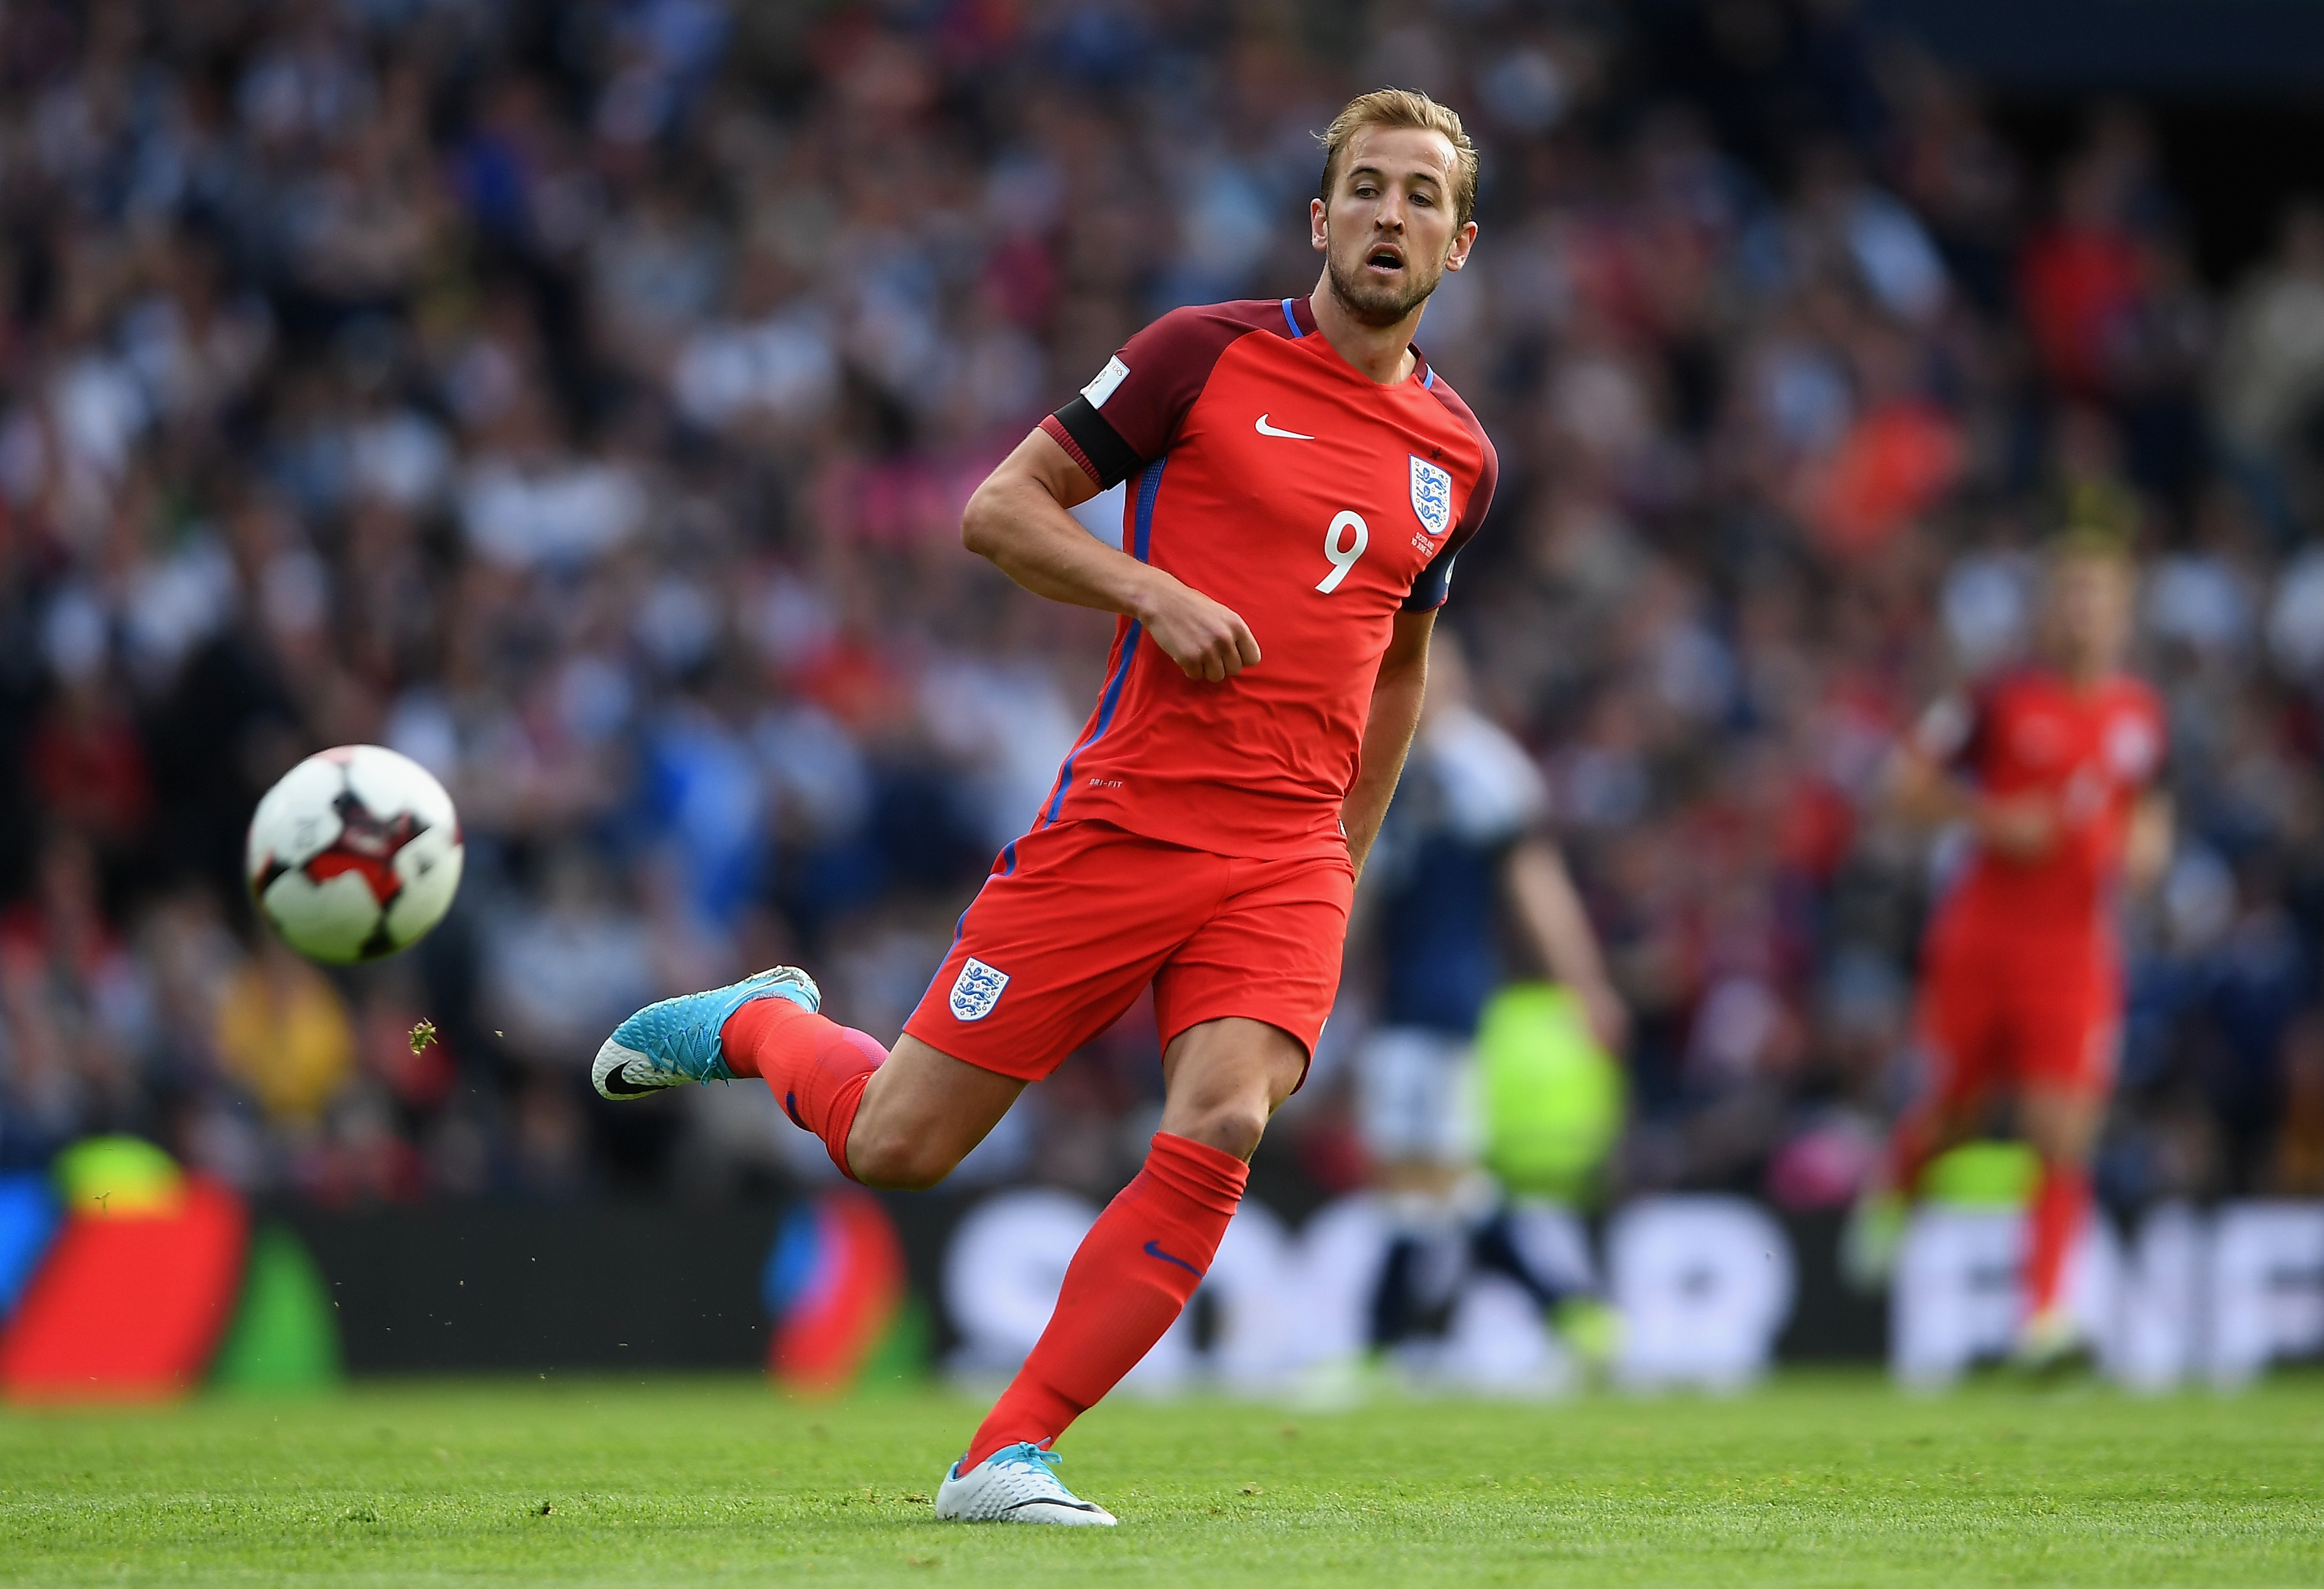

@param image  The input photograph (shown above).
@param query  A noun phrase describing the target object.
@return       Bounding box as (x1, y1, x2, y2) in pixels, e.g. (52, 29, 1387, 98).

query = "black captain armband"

(1404, 549, 1457, 611)
(1049, 396, 1145, 491)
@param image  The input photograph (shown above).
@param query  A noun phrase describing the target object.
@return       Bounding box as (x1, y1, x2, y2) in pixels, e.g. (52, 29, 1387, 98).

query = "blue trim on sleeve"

(1131, 454, 1164, 560)
(1279, 297, 1303, 338)
(1041, 457, 1166, 825)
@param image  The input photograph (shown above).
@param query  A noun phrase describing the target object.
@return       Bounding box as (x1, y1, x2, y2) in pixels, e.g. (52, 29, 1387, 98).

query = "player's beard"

(1325, 247, 1441, 328)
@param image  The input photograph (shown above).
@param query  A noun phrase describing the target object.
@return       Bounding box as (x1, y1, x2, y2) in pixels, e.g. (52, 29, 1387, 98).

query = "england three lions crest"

(949, 957, 1010, 1022)
(1409, 456, 1453, 536)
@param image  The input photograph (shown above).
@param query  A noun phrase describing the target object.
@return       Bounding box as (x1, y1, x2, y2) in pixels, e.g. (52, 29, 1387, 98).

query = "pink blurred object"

(1766, 1119, 1883, 1212)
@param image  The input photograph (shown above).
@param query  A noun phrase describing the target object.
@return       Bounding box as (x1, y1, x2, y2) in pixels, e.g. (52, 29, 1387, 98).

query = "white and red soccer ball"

(245, 745, 463, 964)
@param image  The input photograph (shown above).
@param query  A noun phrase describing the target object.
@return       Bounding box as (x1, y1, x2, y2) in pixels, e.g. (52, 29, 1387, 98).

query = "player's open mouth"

(1364, 245, 1404, 273)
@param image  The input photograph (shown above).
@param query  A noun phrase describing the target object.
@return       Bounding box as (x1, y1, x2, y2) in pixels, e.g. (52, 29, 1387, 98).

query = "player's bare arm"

(2124, 789, 2173, 888)
(1507, 838, 1631, 1052)
(1886, 741, 2060, 858)
(961, 431, 1262, 683)
(1341, 608, 1434, 877)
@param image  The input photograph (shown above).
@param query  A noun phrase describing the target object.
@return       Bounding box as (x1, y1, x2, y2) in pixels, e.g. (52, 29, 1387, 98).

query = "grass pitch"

(0, 1372, 2317, 1586)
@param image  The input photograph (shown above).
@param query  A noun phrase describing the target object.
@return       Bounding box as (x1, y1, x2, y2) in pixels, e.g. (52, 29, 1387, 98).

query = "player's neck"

(2051, 656, 2113, 693)
(1307, 278, 1420, 386)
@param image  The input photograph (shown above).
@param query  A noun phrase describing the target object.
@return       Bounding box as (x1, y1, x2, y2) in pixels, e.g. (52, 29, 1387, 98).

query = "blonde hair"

(1317, 88, 1480, 229)
(2047, 521, 2137, 575)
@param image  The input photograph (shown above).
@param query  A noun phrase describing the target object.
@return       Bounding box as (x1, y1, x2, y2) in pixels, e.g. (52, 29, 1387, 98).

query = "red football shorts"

(902, 819, 1352, 1082)
(1918, 913, 2120, 1103)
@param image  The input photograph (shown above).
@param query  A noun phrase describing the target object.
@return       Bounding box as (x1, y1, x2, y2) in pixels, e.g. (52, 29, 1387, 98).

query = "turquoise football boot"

(592, 967, 821, 1100)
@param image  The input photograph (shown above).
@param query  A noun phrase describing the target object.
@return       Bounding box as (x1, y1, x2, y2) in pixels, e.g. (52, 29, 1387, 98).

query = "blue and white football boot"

(933, 1444, 1117, 1526)
(591, 966, 821, 1101)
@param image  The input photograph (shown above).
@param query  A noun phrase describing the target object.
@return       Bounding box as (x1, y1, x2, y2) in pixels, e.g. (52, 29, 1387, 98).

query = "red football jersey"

(1034, 296, 1497, 861)
(1916, 666, 2166, 938)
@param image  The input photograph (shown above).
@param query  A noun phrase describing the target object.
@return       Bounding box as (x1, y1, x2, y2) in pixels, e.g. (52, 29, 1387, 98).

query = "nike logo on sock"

(1254, 414, 1314, 440)
(783, 1091, 807, 1129)
(1143, 1239, 1201, 1276)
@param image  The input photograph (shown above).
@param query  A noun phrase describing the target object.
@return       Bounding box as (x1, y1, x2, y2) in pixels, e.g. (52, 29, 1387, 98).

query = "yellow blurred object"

(1921, 1140, 2041, 1209)
(214, 946, 355, 1124)
(1477, 982, 1625, 1202)
(52, 1135, 185, 1218)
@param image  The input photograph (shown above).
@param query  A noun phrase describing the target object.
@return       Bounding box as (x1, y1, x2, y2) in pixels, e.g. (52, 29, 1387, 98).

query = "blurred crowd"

(2, 0, 2320, 1213)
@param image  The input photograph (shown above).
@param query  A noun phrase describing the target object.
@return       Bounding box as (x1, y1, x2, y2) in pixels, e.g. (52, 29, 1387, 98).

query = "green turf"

(1, 1372, 2318, 1586)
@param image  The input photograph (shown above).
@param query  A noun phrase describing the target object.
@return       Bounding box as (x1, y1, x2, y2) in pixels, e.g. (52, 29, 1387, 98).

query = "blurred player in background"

(1849, 534, 2171, 1364)
(593, 90, 1495, 1521)
(1355, 638, 1625, 1375)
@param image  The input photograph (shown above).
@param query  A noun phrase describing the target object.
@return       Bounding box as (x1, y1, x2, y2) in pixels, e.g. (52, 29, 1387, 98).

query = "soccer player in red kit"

(592, 89, 1496, 1523)
(1848, 536, 2172, 1363)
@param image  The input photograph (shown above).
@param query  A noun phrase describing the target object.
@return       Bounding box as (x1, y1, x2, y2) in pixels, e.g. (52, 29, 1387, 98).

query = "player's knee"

(1170, 1098, 1267, 1163)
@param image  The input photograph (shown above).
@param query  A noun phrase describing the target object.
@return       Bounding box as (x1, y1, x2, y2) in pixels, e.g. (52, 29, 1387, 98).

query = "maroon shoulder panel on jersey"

(1042, 300, 1295, 489)
(1955, 672, 2022, 774)
(1406, 365, 1499, 611)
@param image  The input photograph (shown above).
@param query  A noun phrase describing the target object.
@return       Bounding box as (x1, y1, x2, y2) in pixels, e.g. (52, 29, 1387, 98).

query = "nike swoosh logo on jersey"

(1254, 414, 1314, 439)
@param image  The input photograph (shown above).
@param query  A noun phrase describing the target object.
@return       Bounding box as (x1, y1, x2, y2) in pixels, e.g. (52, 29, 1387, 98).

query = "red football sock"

(2024, 1161, 2091, 1318)
(721, 998, 886, 1180)
(963, 1132, 1247, 1471)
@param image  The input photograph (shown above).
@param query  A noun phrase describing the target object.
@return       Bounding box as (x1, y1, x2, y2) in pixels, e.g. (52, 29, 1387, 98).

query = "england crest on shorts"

(949, 957, 1010, 1022)
(1409, 455, 1453, 536)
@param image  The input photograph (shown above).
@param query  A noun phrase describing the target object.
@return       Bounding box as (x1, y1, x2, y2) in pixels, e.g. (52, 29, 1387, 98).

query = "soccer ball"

(245, 746, 464, 965)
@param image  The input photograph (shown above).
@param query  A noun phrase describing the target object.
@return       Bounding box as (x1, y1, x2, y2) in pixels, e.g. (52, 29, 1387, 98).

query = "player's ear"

(1310, 196, 1329, 253)
(1443, 219, 1478, 271)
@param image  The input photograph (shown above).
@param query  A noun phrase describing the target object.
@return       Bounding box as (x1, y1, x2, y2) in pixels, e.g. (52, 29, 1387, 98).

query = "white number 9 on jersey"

(1317, 510, 1369, 594)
